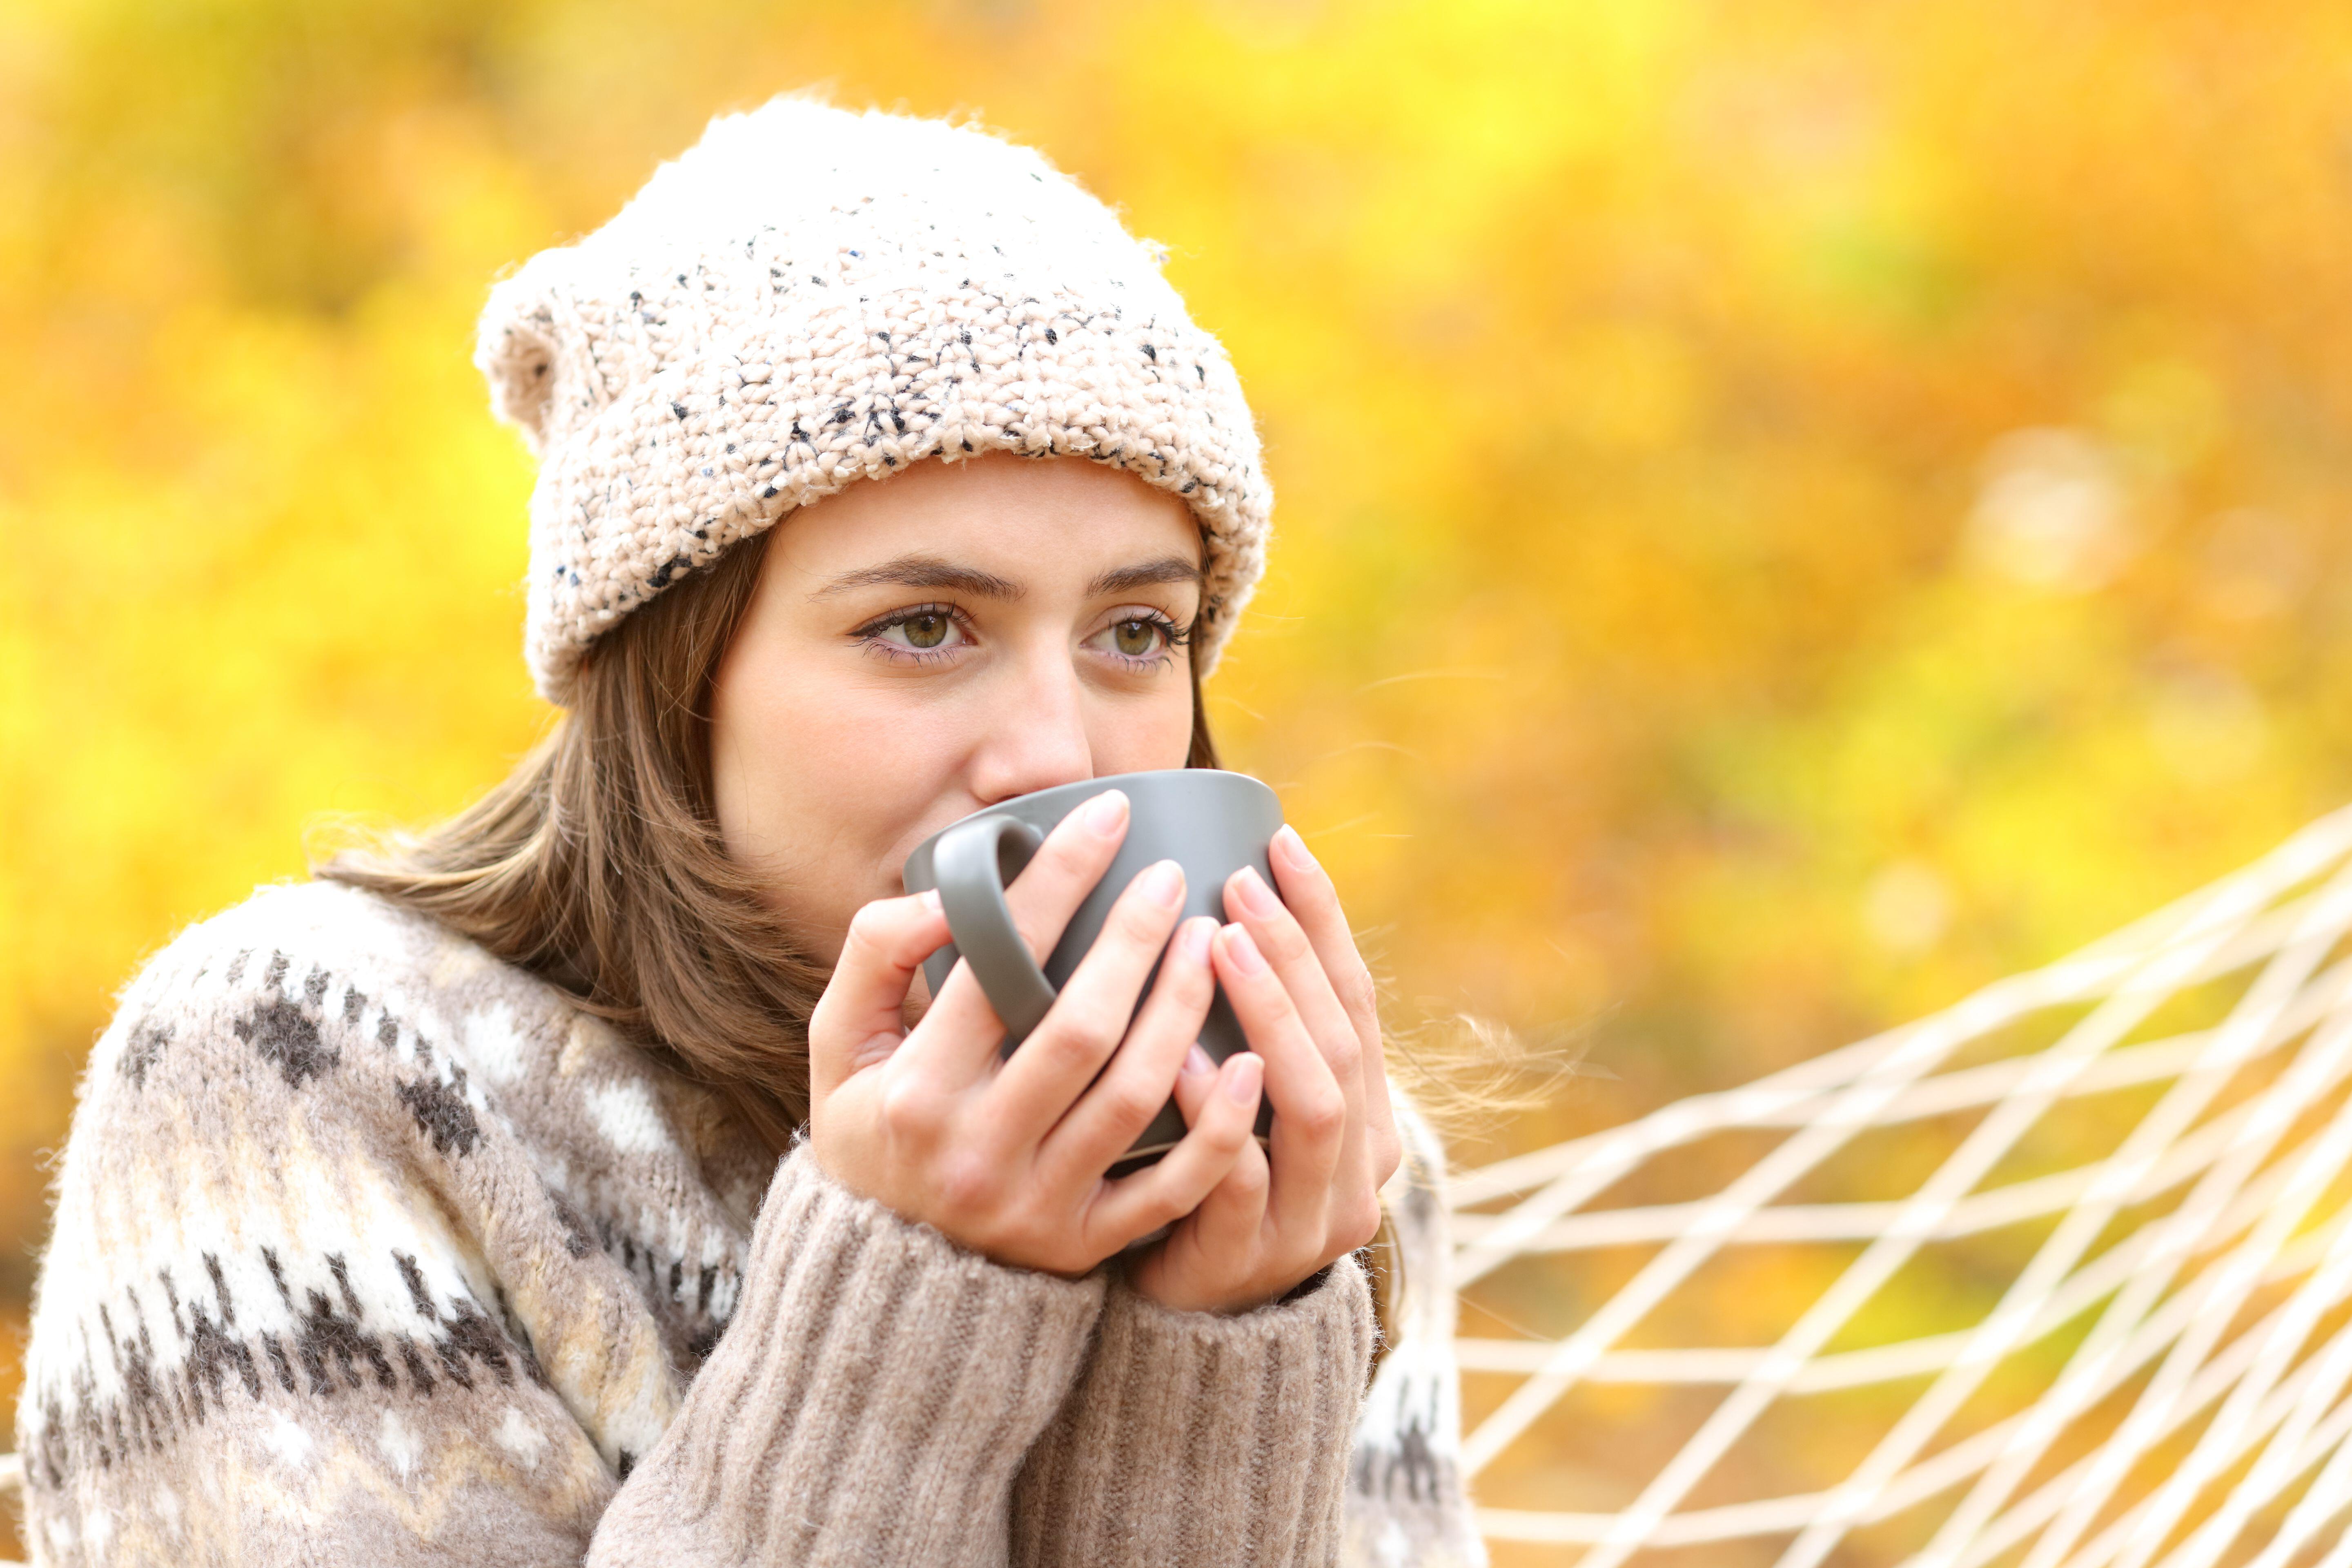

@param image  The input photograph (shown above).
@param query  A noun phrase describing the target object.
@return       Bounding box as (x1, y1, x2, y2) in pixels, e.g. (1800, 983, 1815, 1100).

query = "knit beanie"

(476, 98, 1273, 704)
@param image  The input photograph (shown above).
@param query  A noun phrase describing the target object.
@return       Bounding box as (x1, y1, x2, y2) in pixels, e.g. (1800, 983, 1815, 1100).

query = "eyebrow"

(812, 555, 1024, 600)
(1086, 557, 1205, 597)
(813, 553, 1205, 601)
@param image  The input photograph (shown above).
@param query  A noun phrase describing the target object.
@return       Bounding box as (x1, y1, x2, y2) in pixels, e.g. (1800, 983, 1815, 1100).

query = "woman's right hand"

(805, 789, 1267, 1276)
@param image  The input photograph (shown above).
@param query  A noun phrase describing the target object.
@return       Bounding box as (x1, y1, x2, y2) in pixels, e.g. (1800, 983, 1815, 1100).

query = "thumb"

(809, 892, 950, 1095)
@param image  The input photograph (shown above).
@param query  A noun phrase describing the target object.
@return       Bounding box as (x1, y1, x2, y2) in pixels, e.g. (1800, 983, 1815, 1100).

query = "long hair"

(321, 527, 1222, 1152)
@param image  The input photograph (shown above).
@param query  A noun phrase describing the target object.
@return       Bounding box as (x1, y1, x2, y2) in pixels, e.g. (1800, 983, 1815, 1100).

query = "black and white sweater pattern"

(16, 880, 1483, 1566)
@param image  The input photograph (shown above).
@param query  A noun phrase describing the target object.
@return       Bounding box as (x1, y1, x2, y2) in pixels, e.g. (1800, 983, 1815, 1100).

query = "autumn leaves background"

(7, 1, 2352, 1554)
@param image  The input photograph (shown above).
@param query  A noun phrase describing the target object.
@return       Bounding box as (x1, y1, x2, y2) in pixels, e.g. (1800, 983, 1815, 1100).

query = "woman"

(14, 100, 1479, 1566)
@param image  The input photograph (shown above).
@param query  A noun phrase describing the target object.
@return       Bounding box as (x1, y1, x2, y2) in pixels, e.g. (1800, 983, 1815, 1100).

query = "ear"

(474, 271, 565, 455)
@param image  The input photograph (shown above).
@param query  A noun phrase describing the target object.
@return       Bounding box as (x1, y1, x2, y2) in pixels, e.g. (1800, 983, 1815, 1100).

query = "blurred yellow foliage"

(6, 0, 2352, 1543)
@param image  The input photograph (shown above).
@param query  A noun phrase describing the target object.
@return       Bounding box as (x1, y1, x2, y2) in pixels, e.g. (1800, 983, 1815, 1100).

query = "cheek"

(709, 660, 953, 926)
(1088, 677, 1200, 773)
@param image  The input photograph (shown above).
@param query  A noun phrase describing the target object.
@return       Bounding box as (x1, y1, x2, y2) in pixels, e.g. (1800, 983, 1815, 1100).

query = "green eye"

(1113, 618, 1158, 656)
(903, 612, 949, 649)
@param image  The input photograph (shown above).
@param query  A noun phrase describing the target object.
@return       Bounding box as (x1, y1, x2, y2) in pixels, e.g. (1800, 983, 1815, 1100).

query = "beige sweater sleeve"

(1009, 1256, 1378, 1568)
(16, 888, 1416, 1567)
(589, 1149, 1107, 1566)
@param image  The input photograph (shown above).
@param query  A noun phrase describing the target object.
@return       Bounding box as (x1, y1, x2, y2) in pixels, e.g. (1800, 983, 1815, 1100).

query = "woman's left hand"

(1127, 824, 1402, 1314)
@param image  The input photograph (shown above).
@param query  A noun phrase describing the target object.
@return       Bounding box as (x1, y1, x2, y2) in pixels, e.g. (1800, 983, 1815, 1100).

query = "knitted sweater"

(13, 880, 1482, 1566)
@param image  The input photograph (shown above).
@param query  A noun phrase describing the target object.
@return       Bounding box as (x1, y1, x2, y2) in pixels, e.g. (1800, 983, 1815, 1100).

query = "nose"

(967, 648, 1095, 806)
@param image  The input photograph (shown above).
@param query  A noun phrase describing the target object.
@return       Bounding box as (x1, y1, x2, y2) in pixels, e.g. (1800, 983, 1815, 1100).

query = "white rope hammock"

(1440, 802, 2352, 1566)
(12, 812, 2352, 1568)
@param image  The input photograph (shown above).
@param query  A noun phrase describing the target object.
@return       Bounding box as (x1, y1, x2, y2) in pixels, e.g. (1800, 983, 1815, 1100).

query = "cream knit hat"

(477, 98, 1273, 704)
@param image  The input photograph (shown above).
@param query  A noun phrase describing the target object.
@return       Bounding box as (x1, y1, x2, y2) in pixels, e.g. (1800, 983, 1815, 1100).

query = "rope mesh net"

(1448, 805, 2352, 1566)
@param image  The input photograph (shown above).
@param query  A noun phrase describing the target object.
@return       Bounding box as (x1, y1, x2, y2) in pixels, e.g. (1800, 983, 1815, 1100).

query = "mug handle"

(931, 812, 1058, 1048)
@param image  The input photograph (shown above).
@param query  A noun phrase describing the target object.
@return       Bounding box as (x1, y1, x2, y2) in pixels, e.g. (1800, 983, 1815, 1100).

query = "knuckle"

(1341, 967, 1381, 1022)
(1116, 900, 1173, 946)
(1173, 951, 1219, 996)
(1100, 1079, 1166, 1133)
(933, 1148, 1000, 1217)
(1229, 1153, 1272, 1200)
(1295, 1088, 1347, 1142)
(1321, 1031, 1363, 1080)
(1143, 971, 1206, 1024)
(1033, 835, 1105, 889)
(1041, 822, 1096, 866)
(1265, 919, 1314, 963)
(1240, 973, 1295, 1021)
(1034, 1011, 1117, 1070)
(879, 1080, 940, 1140)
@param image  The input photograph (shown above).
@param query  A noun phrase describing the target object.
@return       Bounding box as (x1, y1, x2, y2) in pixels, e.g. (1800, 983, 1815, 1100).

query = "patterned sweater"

(13, 880, 1483, 1566)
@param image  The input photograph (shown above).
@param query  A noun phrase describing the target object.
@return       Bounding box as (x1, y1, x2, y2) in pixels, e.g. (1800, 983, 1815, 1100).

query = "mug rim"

(901, 767, 1277, 890)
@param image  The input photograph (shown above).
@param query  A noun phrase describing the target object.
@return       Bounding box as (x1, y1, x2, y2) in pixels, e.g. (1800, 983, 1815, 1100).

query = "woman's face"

(711, 453, 1206, 964)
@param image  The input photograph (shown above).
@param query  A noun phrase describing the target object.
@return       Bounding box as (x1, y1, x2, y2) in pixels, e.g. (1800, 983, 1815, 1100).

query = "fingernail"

(1222, 924, 1267, 976)
(1230, 866, 1280, 919)
(917, 888, 942, 912)
(1081, 789, 1129, 836)
(1181, 915, 1215, 963)
(1183, 1043, 1215, 1078)
(1274, 824, 1318, 873)
(1139, 859, 1184, 909)
(1226, 1052, 1264, 1104)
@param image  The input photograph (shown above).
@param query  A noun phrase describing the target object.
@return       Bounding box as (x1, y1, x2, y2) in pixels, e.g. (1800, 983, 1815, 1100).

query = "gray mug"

(900, 768, 1283, 1169)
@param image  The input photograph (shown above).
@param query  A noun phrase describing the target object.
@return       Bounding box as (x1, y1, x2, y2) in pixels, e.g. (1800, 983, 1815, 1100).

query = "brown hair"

(320, 528, 1221, 1152)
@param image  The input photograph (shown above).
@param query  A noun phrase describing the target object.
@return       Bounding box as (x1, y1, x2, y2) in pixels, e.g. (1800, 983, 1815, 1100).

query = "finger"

(1214, 923, 1346, 1228)
(1223, 864, 1358, 1082)
(1169, 1035, 1222, 1124)
(891, 790, 1131, 1083)
(1224, 862, 1367, 1163)
(807, 891, 951, 1093)
(1167, 1053, 1276, 1261)
(1085, 1052, 1261, 1249)
(893, 947, 1035, 1081)
(1041, 915, 1218, 1184)
(1000, 788, 1132, 964)
(1187, 1131, 1274, 1265)
(1268, 826, 1401, 1180)
(987, 859, 1187, 1152)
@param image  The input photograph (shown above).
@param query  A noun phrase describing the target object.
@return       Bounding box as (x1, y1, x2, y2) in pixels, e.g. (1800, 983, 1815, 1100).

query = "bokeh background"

(7, 0, 2352, 1557)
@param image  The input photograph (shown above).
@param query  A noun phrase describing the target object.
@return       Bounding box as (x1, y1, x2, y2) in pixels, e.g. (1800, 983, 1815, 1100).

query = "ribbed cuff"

(1011, 1253, 1377, 1568)
(591, 1148, 1108, 1566)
